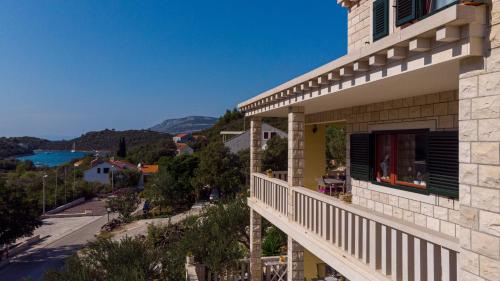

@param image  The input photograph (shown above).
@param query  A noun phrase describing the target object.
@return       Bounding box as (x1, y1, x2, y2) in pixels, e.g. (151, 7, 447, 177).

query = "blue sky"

(0, 0, 347, 139)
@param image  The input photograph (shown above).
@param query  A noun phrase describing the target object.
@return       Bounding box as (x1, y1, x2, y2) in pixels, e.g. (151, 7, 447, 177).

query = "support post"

(287, 237, 304, 281)
(287, 106, 305, 220)
(250, 117, 262, 196)
(250, 209, 262, 281)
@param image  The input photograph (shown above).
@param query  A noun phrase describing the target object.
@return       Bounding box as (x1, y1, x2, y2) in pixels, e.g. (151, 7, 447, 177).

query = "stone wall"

(347, 0, 371, 53)
(457, 1, 500, 280)
(306, 91, 461, 237)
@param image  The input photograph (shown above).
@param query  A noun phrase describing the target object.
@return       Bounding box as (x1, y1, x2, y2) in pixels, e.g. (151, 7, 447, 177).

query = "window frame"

(371, 129, 430, 192)
(396, 0, 458, 27)
(263, 132, 269, 140)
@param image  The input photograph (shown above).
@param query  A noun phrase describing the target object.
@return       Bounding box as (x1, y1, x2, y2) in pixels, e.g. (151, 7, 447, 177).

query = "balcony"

(249, 172, 459, 281)
(238, 4, 485, 117)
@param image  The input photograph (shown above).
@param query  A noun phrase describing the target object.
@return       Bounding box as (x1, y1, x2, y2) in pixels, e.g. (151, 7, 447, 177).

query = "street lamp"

(42, 174, 48, 214)
(107, 207, 111, 222)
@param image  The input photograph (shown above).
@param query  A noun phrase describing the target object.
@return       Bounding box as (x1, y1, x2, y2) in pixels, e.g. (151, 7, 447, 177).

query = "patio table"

(323, 178, 345, 196)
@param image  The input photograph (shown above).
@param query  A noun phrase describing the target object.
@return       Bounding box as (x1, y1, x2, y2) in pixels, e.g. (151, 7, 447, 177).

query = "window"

(263, 132, 269, 140)
(374, 130, 428, 189)
(97, 168, 101, 174)
(396, 0, 458, 26)
(350, 130, 458, 197)
(103, 168, 110, 174)
(373, 0, 389, 41)
(270, 132, 277, 138)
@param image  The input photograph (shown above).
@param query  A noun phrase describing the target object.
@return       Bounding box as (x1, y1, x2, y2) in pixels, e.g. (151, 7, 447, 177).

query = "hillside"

(199, 110, 287, 143)
(0, 138, 34, 159)
(42, 129, 171, 152)
(0, 130, 171, 159)
(149, 116, 217, 134)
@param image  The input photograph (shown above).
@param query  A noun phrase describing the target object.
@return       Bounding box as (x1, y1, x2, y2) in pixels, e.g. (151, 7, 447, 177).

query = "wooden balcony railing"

(250, 173, 460, 281)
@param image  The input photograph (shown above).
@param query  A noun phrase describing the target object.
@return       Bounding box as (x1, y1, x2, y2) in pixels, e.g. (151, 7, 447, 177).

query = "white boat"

(71, 142, 76, 153)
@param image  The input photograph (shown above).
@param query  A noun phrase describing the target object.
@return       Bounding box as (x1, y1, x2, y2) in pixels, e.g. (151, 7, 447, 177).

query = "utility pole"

(55, 169, 58, 207)
(42, 174, 48, 214)
(64, 167, 67, 204)
(111, 165, 115, 193)
(73, 166, 76, 199)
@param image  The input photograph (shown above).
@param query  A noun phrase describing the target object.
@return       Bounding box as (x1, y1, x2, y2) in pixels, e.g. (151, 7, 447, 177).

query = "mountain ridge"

(149, 116, 217, 134)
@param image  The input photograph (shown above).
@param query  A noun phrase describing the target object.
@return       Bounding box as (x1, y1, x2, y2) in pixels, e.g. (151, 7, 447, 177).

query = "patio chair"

(316, 177, 327, 193)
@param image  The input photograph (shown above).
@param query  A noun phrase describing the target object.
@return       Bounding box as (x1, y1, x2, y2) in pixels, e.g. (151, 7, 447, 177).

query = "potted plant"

(266, 169, 273, 178)
(339, 192, 352, 203)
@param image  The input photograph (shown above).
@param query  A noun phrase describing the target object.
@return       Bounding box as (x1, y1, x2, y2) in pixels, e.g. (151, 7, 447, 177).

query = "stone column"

(458, 4, 500, 280)
(288, 106, 305, 220)
(287, 237, 304, 281)
(250, 209, 262, 281)
(250, 117, 262, 196)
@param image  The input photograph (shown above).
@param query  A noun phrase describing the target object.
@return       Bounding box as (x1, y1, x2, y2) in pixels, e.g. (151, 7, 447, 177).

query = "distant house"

(173, 133, 192, 143)
(222, 123, 287, 154)
(176, 143, 194, 156)
(138, 164, 159, 187)
(83, 159, 137, 185)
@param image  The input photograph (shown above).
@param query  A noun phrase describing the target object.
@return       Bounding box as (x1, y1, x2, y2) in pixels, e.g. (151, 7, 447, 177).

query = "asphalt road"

(0, 215, 109, 281)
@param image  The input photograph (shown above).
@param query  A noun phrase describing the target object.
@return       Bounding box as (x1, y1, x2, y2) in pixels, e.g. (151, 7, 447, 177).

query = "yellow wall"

(304, 124, 326, 190)
(304, 249, 323, 281)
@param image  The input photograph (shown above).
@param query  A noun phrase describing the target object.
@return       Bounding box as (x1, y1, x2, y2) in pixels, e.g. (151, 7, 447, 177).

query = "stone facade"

(287, 237, 304, 281)
(456, 1, 500, 279)
(347, 0, 371, 52)
(250, 210, 262, 281)
(306, 91, 461, 237)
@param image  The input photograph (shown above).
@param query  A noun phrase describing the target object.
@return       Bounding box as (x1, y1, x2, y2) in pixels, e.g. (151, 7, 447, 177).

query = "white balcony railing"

(250, 173, 459, 281)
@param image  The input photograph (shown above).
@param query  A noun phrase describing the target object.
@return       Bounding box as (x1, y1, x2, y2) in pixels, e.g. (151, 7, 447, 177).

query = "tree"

(262, 224, 286, 256)
(192, 142, 243, 199)
(262, 135, 288, 171)
(112, 169, 141, 188)
(127, 139, 177, 164)
(183, 196, 249, 275)
(143, 155, 199, 210)
(0, 179, 42, 247)
(106, 191, 139, 222)
(326, 125, 346, 167)
(44, 235, 185, 281)
(117, 137, 127, 158)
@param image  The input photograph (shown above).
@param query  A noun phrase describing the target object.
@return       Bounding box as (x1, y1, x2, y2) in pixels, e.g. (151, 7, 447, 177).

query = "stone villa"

(238, 0, 500, 280)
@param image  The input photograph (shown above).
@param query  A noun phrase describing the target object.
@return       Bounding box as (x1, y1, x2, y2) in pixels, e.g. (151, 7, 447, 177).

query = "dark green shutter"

(373, 0, 389, 41)
(350, 134, 373, 181)
(396, 0, 417, 26)
(427, 131, 458, 198)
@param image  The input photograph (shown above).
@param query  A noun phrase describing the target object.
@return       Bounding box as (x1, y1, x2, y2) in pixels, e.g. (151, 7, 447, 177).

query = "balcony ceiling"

(248, 59, 459, 118)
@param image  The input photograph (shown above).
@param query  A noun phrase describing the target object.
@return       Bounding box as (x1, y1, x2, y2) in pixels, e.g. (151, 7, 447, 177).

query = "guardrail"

(251, 173, 459, 281)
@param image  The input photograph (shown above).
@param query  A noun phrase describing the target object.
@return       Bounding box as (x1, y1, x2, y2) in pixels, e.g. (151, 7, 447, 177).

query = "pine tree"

(117, 137, 127, 158)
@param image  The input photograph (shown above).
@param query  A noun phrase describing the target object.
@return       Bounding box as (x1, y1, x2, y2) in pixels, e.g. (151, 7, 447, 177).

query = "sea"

(16, 151, 88, 167)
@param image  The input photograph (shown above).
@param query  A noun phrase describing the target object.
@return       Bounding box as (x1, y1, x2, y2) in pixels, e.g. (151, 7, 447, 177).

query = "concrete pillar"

(288, 106, 305, 220)
(458, 4, 500, 280)
(287, 237, 304, 281)
(250, 209, 262, 281)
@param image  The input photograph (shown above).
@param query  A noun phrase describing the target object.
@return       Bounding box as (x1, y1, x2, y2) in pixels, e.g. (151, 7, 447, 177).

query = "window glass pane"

(396, 133, 427, 186)
(376, 134, 391, 182)
(263, 132, 269, 140)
